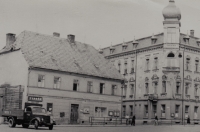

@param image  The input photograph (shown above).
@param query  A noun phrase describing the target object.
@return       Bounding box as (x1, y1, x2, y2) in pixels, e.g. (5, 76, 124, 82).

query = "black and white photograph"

(0, 0, 200, 132)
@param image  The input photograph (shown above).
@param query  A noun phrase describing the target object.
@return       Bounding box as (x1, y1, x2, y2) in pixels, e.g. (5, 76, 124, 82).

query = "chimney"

(190, 30, 194, 37)
(67, 34, 75, 43)
(6, 33, 16, 48)
(53, 32, 60, 37)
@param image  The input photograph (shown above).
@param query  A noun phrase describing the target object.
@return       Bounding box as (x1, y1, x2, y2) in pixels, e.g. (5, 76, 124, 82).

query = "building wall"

(0, 50, 29, 108)
(27, 69, 122, 124)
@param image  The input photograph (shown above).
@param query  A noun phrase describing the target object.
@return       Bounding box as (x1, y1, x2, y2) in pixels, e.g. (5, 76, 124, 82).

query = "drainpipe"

(134, 49, 137, 115)
(27, 67, 32, 96)
(182, 48, 185, 125)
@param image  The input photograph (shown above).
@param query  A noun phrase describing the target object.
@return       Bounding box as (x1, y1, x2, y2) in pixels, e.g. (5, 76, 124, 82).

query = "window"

(123, 105, 126, 117)
(162, 81, 166, 93)
(118, 63, 121, 73)
(145, 83, 149, 94)
(167, 53, 175, 58)
(111, 85, 116, 95)
(130, 84, 134, 95)
(47, 103, 53, 115)
(123, 85, 127, 97)
(186, 57, 190, 70)
(130, 105, 133, 116)
(153, 82, 158, 94)
(100, 83, 105, 94)
(185, 83, 189, 95)
(87, 81, 93, 93)
(176, 82, 180, 94)
(73, 79, 79, 91)
(131, 60, 134, 73)
(175, 105, 180, 118)
(194, 106, 198, 119)
(124, 61, 127, 75)
(54, 77, 61, 89)
(185, 106, 189, 113)
(146, 59, 150, 70)
(144, 105, 148, 117)
(167, 27, 176, 43)
(95, 107, 107, 117)
(161, 105, 166, 118)
(195, 85, 198, 96)
(38, 75, 45, 87)
(153, 105, 157, 117)
(195, 59, 199, 72)
(154, 57, 158, 69)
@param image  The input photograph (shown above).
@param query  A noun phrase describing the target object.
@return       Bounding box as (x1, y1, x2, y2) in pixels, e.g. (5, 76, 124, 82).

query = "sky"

(0, 0, 200, 49)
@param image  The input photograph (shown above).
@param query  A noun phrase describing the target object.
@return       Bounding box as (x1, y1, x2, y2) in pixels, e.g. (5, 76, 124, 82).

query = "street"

(1, 124, 200, 132)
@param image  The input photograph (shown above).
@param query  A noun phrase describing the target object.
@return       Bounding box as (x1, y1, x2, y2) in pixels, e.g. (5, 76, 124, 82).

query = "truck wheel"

(49, 125, 53, 130)
(22, 124, 29, 128)
(34, 120, 39, 129)
(8, 118, 16, 128)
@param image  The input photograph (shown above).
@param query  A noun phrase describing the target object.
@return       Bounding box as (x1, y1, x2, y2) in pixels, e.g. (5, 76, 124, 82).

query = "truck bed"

(2, 109, 24, 119)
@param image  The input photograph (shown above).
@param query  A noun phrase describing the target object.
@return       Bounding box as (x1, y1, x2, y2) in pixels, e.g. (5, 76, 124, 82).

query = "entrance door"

(70, 104, 79, 124)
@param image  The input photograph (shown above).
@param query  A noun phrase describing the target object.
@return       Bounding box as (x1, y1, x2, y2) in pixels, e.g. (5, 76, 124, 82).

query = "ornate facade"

(101, 0, 200, 124)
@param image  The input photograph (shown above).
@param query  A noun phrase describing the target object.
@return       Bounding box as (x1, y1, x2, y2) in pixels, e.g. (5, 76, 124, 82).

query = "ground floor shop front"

(123, 99, 200, 124)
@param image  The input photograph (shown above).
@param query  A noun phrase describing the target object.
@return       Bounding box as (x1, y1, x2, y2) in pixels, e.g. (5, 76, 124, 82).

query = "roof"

(1, 31, 123, 80)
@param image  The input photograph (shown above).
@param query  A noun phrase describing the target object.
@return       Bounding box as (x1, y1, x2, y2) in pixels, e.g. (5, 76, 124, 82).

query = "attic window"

(167, 53, 175, 58)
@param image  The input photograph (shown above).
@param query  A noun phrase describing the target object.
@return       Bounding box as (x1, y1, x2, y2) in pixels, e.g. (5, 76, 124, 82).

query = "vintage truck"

(0, 85, 54, 130)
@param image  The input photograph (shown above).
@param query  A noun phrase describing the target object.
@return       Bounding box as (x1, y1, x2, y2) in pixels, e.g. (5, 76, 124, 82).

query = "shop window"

(100, 83, 105, 94)
(38, 75, 45, 87)
(111, 85, 117, 95)
(162, 81, 166, 93)
(144, 105, 148, 117)
(161, 105, 166, 118)
(194, 106, 198, 119)
(47, 103, 53, 115)
(87, 81, 93, 93)
(175, 105, 180, 118)
(123, 105, 126, 117)
(145, 83, 149, 94)
(95, 107, 107, 117)
(73, 79, 79, 91)
(130, 105, 133, 116)
(54, 77, 61, 89)
(153, 105, 157, 117)
(167, 53, 175, 58)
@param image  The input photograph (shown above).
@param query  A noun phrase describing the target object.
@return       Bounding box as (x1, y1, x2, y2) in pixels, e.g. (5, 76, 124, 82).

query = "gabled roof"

(1, 31, 123, 80)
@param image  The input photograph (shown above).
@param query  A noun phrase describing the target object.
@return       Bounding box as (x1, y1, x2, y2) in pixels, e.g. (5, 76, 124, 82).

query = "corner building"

(0, 31, 123, 124)
(102, 0, 200, 124)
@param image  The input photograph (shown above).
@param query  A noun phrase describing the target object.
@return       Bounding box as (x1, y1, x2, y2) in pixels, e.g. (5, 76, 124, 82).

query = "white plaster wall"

(0, 50, 29, 108)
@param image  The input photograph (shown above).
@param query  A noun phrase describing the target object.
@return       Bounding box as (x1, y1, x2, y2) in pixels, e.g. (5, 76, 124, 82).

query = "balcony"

(148, 94, 158, 101)
(174, 94, 181, 99)
(163, 67, 180, 73)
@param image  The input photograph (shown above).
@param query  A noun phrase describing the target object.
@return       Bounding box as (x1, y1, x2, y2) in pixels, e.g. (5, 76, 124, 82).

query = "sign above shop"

(28, 96, 43, 102)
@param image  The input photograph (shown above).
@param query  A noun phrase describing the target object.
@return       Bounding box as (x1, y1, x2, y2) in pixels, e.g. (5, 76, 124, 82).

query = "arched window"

(167, 52, 175, 58)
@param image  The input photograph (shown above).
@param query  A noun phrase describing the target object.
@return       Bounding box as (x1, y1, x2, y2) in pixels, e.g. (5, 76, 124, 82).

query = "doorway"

(70, 104, 79, 124)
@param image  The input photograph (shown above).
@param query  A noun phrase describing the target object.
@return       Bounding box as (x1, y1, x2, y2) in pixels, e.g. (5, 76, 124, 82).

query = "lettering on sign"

(28, 96, 43, 102)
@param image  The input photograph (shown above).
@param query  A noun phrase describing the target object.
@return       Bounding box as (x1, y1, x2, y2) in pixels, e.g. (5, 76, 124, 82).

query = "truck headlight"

(41, 118, 44, 122)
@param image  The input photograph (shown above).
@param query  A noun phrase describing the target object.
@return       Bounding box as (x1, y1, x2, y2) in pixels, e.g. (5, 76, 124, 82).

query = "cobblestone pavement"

(1, 124, 200, 132)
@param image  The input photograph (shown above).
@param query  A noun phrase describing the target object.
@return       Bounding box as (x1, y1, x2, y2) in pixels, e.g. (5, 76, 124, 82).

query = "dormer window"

(110, 45, 115, 54)
(132, 37, 139, 48)
(183, 35, 190, 44)
(122, 41, 128, 51)
(151, 34, 157, 44)
(197, 39, 200, 46)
